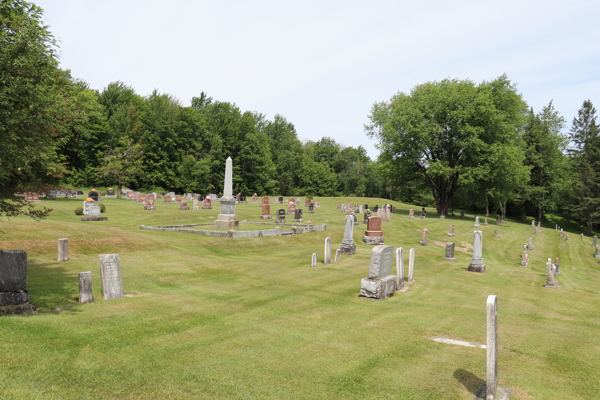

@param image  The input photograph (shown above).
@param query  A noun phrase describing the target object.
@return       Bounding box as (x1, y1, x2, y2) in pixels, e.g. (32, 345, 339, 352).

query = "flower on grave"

(86, 198, 94, 202)
(308, 220, 312, 224)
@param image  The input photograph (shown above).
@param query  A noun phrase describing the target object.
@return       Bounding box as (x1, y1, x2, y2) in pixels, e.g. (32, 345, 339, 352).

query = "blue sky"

(36, 0, 600, 159)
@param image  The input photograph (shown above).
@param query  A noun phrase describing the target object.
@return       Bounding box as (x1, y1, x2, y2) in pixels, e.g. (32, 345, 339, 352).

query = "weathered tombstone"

(144, 199, 156, 210)
(363, 212, 371, 224)
(83, 200, 96, 215)
(335, 249, 341, 262)
(287, 199, 296, 215)
(192, 199, 199, 210)
(340, 203, 347, 213)
(276, 209, 286, 223)
(408, 209, 415, 219)
(79, 271, 93, 304)
(252, 193, 258, 203)
(99, 254, 123, 300)
(340, 215, 356, 255)
(363, 216, 384, 245)
(311, 253, 317, 268)
(57, 238, 68, 261)
(420, 229, 428, 246)
(555, 257, 560, 274)
(164, 194, 172, 204)
(484, 218, 488, 226)
(175, 195, 181, 204)
(215, 157, 240, 229)
(293, 209, 303, 222)
(407, 248, 416, 282)
(532, 220, 535, 227)
(419, 209, 425, 219)
(527, 237, 533, 250)
(180, 201, 189, 210)
(0, 250, 30, 306)
(359, 245, 396, 299)
(545, 259, 559, 289)
(520, 251, 528, 266)
(324, 237, 332, 264)
(468, 231, 485, 273)
(474, 216, 480, 228)
(139, 194, 147, 204)
(595, 245, 600, 258)
(594, 235, 598, 247)
(236, 193, 241, 202)
(448, 225, 456, 237)
(443, 242, 456, 262)
(495, 218, 500, 225)
(203, 197, 212, 209)
(88, 190, 99, 201)
(308, 203, 315, 214)
(261, 204, 271, 219)
(46, 190, 57, 199)
(395, 247, 405, 291)
(493, 229, 499, 237)
(147, 193, 154, 204)
(581, 233, 584, 240)
(296, 198, 301, 206)
(564, 233, 569, 241)
(560, 228, 564, 237)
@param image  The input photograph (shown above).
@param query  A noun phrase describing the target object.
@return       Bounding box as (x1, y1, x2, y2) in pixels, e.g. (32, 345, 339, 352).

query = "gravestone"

(373, 205, 378, 212)
(581, 233, 584, 240)
(0, 250, 29, 306)
(25, 192, 40, 202)
(215, 157, 240, 229)
(57, 238, 68, 261)
(495, 218, 500, 225)
(460, 211, 465, 218)
(296, 198, 301, 206)
(107, 188, 114, 196)
(83, 200, 96, 215)
(79, 271, 93, 304)
(420, 229, 428, 246)
(236, 193, 241, 202)
(527, 238, 533, 250)
(532, 220, 535, 227)
(261, 204, 272, 219)
(180, 201, 189, 210)
(544, 258, 559, 289)
(520, 251, 528, 266)
(287, 199, 296, 215)
(335, 249, 341, 262)
(363, 216, 384, 245)
(419, 209, 425, 219)
(164, 194, 172, 204)
(293, 209, 303, 222)
(252, 193, 257, 203)
(147, 193, 154, 204)
(363, 212, 371, 224)
(340, 203, 347, 213)
(276, 209, 286, 224)
(474, 216, 480, 228)
(99, 254, 124, 300)
(408, 248, 416, 283)
(594, 235, 598, 247)
(88, 190, 99, 201)
(311, 253, 317, 268)
(359, 245, 396, 300)
(357, 204, 363, 213)
(595, 245, 600, 258)
(308, 203, 315, 214)
(336, 203, 340, 209)
(46, 190, 57, 199)
(443, 242, 456, 262)
(448, 225, 456, 237)
(203, 197, 212, 209)
(555, 257, 560, 274)
(484, 218, 488, 226)
(208, 193, 217, 201)
(139, 194, 147, 204)
(408, 209, 415, 219)
(144, 199, 156, 210)
(493, 229, 499, 237)
(278, 196, 284, 203)
(560, 228, 564, 237)
(175, 195, 181, 204)
(468, 231, 485, 273)
(340, 215, 356, 255)
(324, 237, 332, 264)
(396, 248, 405, 291)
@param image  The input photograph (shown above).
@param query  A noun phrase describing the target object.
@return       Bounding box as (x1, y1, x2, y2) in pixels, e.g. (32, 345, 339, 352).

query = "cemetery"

(1, 194, 598, 399)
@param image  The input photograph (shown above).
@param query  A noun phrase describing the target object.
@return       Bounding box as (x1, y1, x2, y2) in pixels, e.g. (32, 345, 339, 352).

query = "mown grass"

(1, 196, 599, 399)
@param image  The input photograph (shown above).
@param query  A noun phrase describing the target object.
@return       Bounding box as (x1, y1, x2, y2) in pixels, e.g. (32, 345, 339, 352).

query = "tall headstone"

(215, 157, 239, 229)
(261, 204, 271, 219)
(532, 220, 535, 227)
(443, 242, 456, 262)
(0, 250, 29, 305)
(99, 254, 124, 300)
(79, 271, 93, 304)
(324, 237, 332, 265)
(474, 216, 480, 228)
(335, 249, 341, 262)
(486, 295, 498, 400)
(468, 231, 485, 273)
(340, 215, 356, 255)
(359, 245, 396, 299)
(395, 247, 404, 290)
(448, 225, 456, 237)
(595, 245, 600, 259)
(363, 216, 384, 245)
(311, 253, 317, 268)
(593, 235, 597, 247)
(408, 248, 416, 283)
(308, 203, 315, 214)
(527, 237, 533, 250)
(57, 238, 68, 261)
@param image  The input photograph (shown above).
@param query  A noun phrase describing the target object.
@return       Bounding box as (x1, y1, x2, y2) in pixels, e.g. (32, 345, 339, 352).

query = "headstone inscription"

(359, 245, 396, 300)
(276, 209, 286, 223)
(363, 212, 371, 224)
(293, 209, 303, 222)
(57, 238, 68, 261)
(0, 250, 29, 306)
(363, 216, 384, 245)
(443, 242, 456, 262)
(308, 203, 315, 214)
(324, 237, 332, 265)
(468, 231, 485, 273)
(340, 215, 356, 255)
(99, 254, 124, 300)
(79, 271, 93, 304)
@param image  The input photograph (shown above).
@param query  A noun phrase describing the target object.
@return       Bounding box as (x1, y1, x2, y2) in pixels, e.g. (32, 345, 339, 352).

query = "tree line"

(2, 0, 599, 233)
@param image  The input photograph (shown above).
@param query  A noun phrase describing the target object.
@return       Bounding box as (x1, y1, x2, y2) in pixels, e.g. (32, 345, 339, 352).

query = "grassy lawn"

(1, 197, 599, 399)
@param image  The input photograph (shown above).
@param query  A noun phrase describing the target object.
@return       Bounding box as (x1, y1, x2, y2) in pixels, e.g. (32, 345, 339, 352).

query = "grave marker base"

(363, 236, 384, 245)
(260, 215, 272, 219)
(80, 217, 108, 221)
(359, 276, 396, 299)
(340, 243, 356, 255)
(443, 257, 456, 262)
(473, 386, 512, 400)
(468, 264, 486, 273)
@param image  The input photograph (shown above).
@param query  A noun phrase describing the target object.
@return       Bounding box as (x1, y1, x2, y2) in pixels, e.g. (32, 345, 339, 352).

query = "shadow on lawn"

(27, 261, 82, 313)
(453, 369, 485, 395)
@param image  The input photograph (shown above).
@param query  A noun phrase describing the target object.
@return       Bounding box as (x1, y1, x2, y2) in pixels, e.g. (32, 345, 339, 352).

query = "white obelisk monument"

(214, 157, 240, 229)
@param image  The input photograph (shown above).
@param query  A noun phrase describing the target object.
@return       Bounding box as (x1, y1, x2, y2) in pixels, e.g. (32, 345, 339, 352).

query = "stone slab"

(468, 264, 486, 273)
(473, 386, 512, 400)
(363, 236, 384, 245)
(340, 243, 356, 255)
(80, 217, 108, 221)
(359, 275, 396, 300)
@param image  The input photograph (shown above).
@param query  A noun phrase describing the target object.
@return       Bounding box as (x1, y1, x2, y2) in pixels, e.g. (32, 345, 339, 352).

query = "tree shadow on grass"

(453, 369, 485, 395)
(27, 261, 83, 313)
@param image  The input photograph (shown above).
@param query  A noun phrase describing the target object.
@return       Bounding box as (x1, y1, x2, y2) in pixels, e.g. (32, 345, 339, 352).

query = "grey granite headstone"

(340, 215, 356, 255)
(396, 247, 404, 290)
(311, 253, 317, 268)
(368, 245, 394, 279)
(79, 271, 93, 304)
(99, 254, 124, 300)
(90, 206, 101, 218)
(527, 237, 533, 250)
(443, 242, 456, 262)
(468, 231, 485, 273)
(0, 250, 29, 305)
(57, 238, 68, 261)
(360, 245, 396, 300)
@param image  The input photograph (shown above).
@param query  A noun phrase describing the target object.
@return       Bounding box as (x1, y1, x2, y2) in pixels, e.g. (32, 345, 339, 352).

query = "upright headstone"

(593, 235, 597, 247)
(581, 233, 584, 240)
(203, 197, 212, 209)
(359, 245, 396, 300)
(308, 203, 315, 214)
(448, 225, 456, 237)
(520, 251, 528, 266)
(527, 237, 533, 250)
(276, 209, 286, 223)
(311, 253, 317, 268)
(335, 249, 341, 262)
(363, 212, 371, 224)
(324, 237, 332, 265)
(595, 245, 600, 258)
(443, 242, 456, 262)
(98, 254, 124, 300)
(408, 248, 416, 283)
(484, 218, 488, 226)
(57, 238, 68, 261)
(79, 271, 93, 304)
(545, 259, 559, 288)
(420, 229, 428, 246)
(293, 209, 303, 222)
(420, 209, 425, 219)
(363, 216, 384, 245)
(83, 200, 96, 215)
(474, 216, 480, 228)
(46, 190, 57, 199)
(555, 257, 560, 274)
(180, 201, 189, 210)
(164, 195, 172, 204)
(560, 228, 564, 237)
(261, 204, 271, 219)
(486, 295, 498, 400)
(532, 220, 535, 227)
(215, 157, 240, 229)
(144, 199, 156, 210)
(493, 229, 499, 237)
(0, 250, 29, 306)
(396, 248, 405, 290)
(287, 199, 296, 215)
(107, 188, 114, 196)
(175, 195, 181, 204)
(340, 215, 356, 255)
(252, 193, 257, 203)
(88, 190, 99, 201)
(468, 231, 485, 273)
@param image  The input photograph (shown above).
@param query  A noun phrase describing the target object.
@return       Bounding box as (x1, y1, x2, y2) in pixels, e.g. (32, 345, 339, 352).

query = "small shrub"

(99, 203, 106, 213)
(74, 207, 83, 215)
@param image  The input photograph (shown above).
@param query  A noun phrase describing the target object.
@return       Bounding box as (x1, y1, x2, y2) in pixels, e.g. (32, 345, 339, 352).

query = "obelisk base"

(215, 197, 239, 229)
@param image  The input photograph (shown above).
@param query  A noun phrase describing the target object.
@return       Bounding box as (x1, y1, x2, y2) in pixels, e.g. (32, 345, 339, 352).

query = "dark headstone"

(107, 189, 114, 195)
(308, 203, 315, 213)
(295, 209, 303, 220)
(373, 205, 378, 212)
(0, 250, 29, 305)
(88, 190, 99, 201)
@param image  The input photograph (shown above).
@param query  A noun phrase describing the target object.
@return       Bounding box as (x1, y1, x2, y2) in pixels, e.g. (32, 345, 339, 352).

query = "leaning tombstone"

(276, 209, 286, 224)
(443, 242, 456, 262)
(340, 215, 356, 255)
(57, 238, 68, 261)
(420, 229, 428, 246)
(324, 237, 332, 265)
(359, 245, 396, 300)
(474, 216, 480, 228)
(0, 250, 33, 309)
(448, 225, 456, 237)
(293, 209, 303, 222)
(468, 231, 485, 273)
(363, 216, 384, 245)
(99, 254, 124, 300)
(520, 251, 528, 266)
(79, 271, 93, 304)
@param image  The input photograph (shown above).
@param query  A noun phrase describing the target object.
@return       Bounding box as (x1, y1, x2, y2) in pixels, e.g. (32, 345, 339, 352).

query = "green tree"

(96, 141, 143, 198)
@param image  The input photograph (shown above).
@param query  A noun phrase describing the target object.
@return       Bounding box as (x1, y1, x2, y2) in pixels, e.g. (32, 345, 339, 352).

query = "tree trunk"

(485, 193, 489, 216)
(538, 206, 542, 225)
(503, 201, 507, 220)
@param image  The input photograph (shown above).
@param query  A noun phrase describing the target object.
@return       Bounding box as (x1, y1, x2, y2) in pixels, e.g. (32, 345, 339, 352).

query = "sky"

(35, 0, 600, 160)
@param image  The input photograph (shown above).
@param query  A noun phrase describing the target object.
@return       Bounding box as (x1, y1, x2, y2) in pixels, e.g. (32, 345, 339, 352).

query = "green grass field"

(1, 197, 599, 399)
